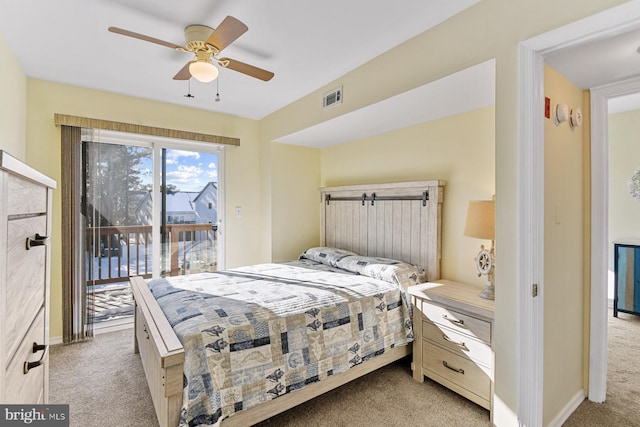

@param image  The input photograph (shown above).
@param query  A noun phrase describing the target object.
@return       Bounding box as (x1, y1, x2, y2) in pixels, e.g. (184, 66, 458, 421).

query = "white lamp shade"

(464, 199, 495, 240)
(189, 61, 219, 83)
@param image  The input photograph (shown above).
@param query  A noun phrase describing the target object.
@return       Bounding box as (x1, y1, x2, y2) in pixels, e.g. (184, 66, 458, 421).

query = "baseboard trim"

(548, 389, 586, 427)
(94, 317, 134, 335)
(49, 318, 133, 345)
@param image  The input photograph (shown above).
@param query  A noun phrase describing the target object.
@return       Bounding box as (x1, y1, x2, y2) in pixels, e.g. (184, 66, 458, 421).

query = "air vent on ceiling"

(322, 86, 343, 110)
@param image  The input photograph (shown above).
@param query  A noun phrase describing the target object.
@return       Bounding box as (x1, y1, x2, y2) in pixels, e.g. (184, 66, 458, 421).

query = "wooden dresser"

(409, 280, 494, 415)
(0, 151, 56, 404)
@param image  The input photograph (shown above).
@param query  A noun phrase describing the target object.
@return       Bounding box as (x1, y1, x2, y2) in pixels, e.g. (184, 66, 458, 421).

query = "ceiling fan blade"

(108, 27, 183, 50)
(173, 61, 192, 80)
(218, 58, 274, 81)
(205, 16, 248, 52)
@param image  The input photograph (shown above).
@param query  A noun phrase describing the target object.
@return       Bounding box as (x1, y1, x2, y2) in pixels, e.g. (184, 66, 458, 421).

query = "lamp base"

(473, 244, 495, 300)
(479, 282, 495, 300)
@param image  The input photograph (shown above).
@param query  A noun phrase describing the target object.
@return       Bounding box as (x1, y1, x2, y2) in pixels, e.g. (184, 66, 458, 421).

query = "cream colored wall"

(608, 110, 640, 269)
(543, 65, 586, 425)
(260, 1, 629, 424)
(0, 34, 27, 159)
(270, 142, 321, 262)
(25, 79, 267, 340)
(320, 106, 495, 288)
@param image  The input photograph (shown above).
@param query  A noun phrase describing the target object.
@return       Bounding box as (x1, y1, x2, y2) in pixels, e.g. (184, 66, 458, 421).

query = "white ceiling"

(0, 0, 480, 121)
(609, 91, 640, 114)
(545, 26, 640, 113)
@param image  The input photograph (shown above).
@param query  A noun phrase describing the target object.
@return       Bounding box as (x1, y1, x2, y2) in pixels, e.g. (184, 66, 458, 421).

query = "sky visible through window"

(138, 149, 218, 192)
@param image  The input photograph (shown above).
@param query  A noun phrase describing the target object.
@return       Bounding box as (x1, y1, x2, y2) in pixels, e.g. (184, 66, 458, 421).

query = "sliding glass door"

(82, 132, 224, 324)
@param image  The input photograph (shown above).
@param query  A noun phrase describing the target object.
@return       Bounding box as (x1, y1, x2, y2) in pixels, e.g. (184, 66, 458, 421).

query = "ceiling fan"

(108, 16, 274, 83)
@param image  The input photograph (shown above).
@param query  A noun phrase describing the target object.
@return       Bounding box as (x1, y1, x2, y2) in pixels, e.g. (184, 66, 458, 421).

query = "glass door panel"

(83, 141, 153, 322)
(160, 148, 219, 277)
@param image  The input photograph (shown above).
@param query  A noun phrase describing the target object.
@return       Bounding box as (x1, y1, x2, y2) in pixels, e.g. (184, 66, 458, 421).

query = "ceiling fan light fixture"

(189, 59, 219, 83)
(109, 16, 273, 83)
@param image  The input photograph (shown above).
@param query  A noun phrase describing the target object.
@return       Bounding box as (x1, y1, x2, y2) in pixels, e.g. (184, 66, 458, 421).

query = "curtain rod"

(54, 113, 240, 146)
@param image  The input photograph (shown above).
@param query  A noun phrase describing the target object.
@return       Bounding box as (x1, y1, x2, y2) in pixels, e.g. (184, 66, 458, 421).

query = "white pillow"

(335, 255, 427, 288)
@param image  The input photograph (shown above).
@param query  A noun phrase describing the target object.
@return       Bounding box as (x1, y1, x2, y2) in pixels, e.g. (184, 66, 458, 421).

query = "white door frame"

(517, 42, 545, 427)
(518, 2, 640, 422)
(590, 74, 640, 399)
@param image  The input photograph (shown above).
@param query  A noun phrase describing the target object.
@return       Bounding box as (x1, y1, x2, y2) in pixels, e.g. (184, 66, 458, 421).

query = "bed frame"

(131, 180, 445, 427)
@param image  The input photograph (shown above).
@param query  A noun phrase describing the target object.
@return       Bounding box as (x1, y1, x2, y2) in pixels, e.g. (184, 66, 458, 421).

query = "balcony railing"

(86, 223, 218, 287)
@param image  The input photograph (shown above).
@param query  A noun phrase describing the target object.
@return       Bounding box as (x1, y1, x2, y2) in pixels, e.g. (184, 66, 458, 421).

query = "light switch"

(235, 206, 242, 217)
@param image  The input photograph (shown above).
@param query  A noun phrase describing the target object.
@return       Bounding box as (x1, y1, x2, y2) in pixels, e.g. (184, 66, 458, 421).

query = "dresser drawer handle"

(442, 314, 465, 326)
(442, 360, 464, 375)
(443, 334, 468, 351)
(23, 342, 48, 374)
(26, 233, 50, 250)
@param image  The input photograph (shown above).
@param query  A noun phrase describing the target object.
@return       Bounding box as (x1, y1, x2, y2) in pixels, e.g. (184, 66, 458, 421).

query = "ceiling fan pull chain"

(184, 79, 195, 98)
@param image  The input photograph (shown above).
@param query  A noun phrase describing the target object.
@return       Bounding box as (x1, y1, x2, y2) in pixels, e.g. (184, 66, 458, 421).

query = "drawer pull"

(26, 233, 50, 250)
(442, 334, 468, 351)
(442, 314, 465, 326)
(143, 325, 149, 339)
(23, 342, 48, 374)
(442, 360, 464, 375)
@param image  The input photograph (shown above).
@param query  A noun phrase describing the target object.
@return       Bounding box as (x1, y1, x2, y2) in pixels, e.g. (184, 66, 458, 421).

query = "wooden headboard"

(320, 180, 445, 281)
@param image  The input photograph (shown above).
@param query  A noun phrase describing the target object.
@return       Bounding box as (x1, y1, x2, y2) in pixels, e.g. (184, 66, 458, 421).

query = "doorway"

(519, 3, 640, 424)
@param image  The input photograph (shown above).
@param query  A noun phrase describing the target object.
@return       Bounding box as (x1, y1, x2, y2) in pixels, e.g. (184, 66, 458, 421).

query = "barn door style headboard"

(320, 180, 445, 282)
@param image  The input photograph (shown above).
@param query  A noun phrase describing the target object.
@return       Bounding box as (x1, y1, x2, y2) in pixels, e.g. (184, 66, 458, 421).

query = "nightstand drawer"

(423, 321, 492, 365)
(419, 301, 491, 343)
(422, 341, 491, 403)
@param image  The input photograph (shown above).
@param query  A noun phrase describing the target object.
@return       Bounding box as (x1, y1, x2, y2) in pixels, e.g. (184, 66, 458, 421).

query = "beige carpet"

(563, 311, 640, 426)
(49, 311, 639, 426)
(49, 329, 158, 427)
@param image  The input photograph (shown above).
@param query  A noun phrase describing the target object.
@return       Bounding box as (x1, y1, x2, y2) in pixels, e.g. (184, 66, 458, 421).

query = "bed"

(131, 180, 444, 427)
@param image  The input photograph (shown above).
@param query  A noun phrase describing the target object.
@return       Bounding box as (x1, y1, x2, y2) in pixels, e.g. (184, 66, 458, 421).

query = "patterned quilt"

(147, 247, 426, 426)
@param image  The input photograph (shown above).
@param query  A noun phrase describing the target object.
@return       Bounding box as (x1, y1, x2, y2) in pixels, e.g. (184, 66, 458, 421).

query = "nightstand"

(408, 280, 495, 414)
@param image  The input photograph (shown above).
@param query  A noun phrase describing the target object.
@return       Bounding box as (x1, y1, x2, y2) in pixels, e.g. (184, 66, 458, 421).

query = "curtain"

(61, 125, 94, 343)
